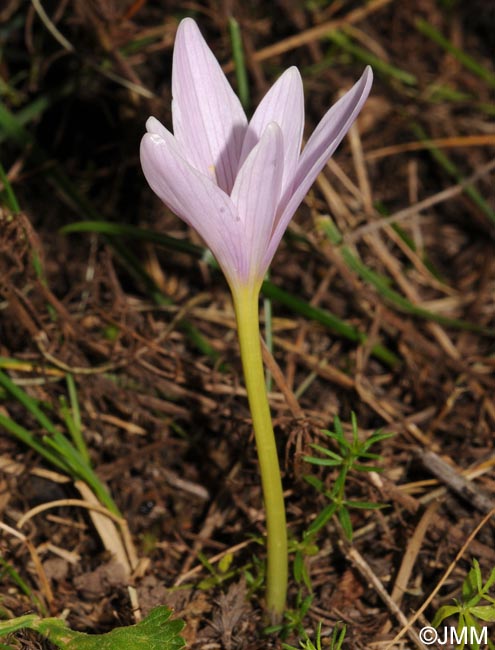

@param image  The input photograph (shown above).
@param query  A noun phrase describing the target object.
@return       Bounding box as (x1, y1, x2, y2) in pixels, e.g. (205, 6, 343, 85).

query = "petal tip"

(176, 16, 201, 41)
(145, 116, 161, 133)
(362, 65, 374, 86)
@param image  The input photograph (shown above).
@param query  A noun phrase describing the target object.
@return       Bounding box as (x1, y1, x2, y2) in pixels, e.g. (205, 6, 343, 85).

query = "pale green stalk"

(232, 285, 288, 620)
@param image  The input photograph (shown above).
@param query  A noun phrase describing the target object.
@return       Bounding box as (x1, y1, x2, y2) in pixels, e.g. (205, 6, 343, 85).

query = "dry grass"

(0, 0, 494, 648)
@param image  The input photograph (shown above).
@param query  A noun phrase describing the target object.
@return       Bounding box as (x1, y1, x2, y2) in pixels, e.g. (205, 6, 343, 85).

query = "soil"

(0, 1, 494, 648)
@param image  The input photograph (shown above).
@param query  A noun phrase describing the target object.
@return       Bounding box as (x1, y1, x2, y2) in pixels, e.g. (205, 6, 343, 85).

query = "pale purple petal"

(296, 67, 373, 185)
(262, 66, 373, 271)
(140, 130, 244, 282)
(239, 67, 304, 197)
(231, 122, 284, 282)
(146, 116, 171, 141)
(172, 18, 248, 194)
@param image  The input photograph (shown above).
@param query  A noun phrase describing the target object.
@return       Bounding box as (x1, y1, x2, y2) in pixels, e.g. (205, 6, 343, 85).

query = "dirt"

(0, 1, 494, 648)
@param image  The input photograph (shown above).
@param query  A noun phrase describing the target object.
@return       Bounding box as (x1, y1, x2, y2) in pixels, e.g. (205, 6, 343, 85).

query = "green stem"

(232, 285, 288, 621)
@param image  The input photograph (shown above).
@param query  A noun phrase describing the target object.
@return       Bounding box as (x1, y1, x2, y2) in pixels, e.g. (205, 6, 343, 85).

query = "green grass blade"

(62, 374, 90, 463)
(0, 369, 58, 435)
(61, 221, 203, 257)
(42, 434, 120, 516)
(416, 18, 495, 88)
(260, 281, 400, 366)
(340, 247, 493, 334)
(318, 214, 494, 335)
(0, 160, 20, 213)
(228, 16, 250, 111)
(410, 123, 495, 225)
(0, 412, 69, 473)
(0, 558, 47, 615)
(0, 369, 120, 515)
(327, 30, 417, 86)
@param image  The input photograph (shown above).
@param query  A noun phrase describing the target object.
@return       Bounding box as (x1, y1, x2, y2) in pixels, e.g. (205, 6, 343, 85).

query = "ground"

(0, 0, 494, 648)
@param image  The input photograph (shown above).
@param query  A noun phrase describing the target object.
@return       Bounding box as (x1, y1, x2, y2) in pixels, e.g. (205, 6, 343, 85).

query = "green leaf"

(333, 415, 345, 439)
(307, 444, 343, 461)
(483, 566, 495, 593)
(462, 560, 482, 604)
(306, 502, 338, 536)
(293, 550, 304, 584)
(361, 432, 395, 449)
(0, 607, 185, 650)
(303, 475, 324, 492)
(0, 615, 40, 637)
(462, 613, 486, 650)
(338, 507, 353, 541)
(469, 605, 495, 622)
(352, 464, 383, 473)
(332, 470, 347, 496)
(432, 604, 461, 627)
(347, 500, 385, 510)
(303, 456, 342, 467)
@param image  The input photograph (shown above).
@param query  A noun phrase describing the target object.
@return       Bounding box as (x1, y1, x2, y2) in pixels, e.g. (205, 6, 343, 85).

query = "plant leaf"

(431, 604, 460, 627)
(469, 605, 495, 622)
(0, 607, 185, 650)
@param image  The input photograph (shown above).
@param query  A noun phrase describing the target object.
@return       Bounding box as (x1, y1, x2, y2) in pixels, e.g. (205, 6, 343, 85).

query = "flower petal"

(295, 66, 373, 195)
(172, 18, 248, 194)
(262, 66, 373, 271)
(240, 67, 304, 197)
(231, 122, 284, 283)
(140, 129, 244, 283)
(146, 116, 171, 140)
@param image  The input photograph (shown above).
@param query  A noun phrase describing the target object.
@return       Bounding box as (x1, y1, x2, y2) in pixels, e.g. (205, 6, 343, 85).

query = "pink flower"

(140, 18, 372, 292)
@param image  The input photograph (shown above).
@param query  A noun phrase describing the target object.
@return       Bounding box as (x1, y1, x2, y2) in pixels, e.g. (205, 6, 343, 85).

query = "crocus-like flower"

(140, 18, 372, 293)
(140, 17, 373, 621)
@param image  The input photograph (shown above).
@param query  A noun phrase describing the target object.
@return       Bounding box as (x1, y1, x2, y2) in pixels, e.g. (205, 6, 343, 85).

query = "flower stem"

(232, 285, 288, 621)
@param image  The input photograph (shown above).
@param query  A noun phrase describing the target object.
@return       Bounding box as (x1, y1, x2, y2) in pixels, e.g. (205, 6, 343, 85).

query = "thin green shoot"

(0, 369, 120, 516)
(416, 18, 495, 88)
(341, 247, 493, 334)
(0, 160, 20, 214)
(243, 552, 266, 597)
(290, 537, 319, 592)
(327, 30, 417, 86)
(303, 413, 392, 540)
(410, 123, 495, 226)
(265, 589, 313, 639)
(281, 621, 347, 650)
(196, 551, 238, 589)
(59, 374, 90, 464)
(0, 557, 47, 616)
(318, 218, 494, 336)
(228, 16, 250, 111)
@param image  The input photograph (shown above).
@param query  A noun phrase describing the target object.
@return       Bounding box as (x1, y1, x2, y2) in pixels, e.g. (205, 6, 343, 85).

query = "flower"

(140, 18, 372, 292)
